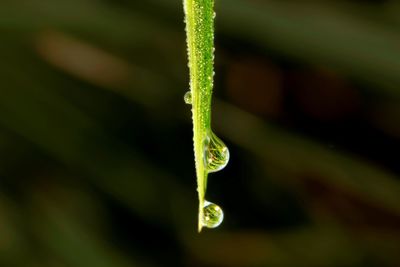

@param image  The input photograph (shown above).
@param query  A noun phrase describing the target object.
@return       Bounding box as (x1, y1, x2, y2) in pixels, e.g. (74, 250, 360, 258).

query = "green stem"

(183, 0, 215, 232)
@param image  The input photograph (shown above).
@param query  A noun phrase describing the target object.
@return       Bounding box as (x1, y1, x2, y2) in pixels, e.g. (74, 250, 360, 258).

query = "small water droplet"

(201, 201, 224, 228)
(184, 91, 192, 105)
(204, 132, 230, 173)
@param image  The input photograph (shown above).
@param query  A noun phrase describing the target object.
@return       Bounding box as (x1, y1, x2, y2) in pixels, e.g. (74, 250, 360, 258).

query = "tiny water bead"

(184, 91, 192, 104)
(201, 201, 224, 228)
(203, 132, 230, 173)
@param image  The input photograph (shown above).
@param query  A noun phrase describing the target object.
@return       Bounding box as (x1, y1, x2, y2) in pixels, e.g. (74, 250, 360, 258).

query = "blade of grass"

(184, 0, 216, 232)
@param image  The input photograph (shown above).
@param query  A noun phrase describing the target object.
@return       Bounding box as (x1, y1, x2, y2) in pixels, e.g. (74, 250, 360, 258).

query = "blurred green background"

(1, 0, 400, 266)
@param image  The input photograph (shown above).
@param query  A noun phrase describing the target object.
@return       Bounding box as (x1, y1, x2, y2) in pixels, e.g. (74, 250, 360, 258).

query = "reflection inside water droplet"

(201, 201, 224, 228)
(184, 91, 192, 104)
(203, 132, 229, 173)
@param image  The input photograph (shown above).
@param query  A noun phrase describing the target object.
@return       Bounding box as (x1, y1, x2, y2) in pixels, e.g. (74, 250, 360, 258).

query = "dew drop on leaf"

(204, 132, 230, 173)
(201, 201, 224, 228)
(184, 91, 192, 105)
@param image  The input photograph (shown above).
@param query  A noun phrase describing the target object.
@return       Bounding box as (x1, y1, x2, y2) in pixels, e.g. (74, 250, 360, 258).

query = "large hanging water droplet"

(184, 91, 192, 105)
(201, 201, 224, 228)
(204, 132, 230, 173)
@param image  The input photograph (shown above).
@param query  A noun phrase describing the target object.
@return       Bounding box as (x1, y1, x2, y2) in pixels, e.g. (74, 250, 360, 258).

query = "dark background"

(1, 0, 400, 266)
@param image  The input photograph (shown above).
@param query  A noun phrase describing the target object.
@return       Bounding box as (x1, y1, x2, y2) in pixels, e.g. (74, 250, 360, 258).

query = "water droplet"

(203, 132, 230, 173)
(201, 201, 224, 228)
(184, 91, 192, 104)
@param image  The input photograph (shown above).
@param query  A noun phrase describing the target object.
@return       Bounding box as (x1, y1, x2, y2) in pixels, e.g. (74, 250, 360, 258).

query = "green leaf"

(183, 0, 216, 232)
